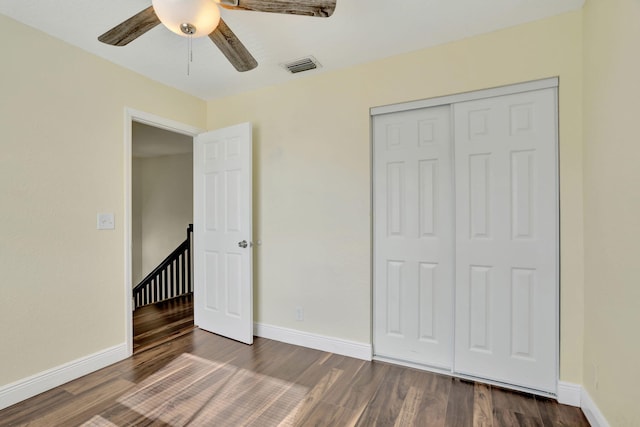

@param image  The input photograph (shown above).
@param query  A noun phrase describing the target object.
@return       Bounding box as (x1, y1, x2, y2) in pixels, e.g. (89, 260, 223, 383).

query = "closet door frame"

(370, 77, 560, 398)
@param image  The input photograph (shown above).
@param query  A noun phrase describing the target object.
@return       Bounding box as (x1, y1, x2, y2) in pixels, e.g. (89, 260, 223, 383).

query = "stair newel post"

(187, 224, 193, 294)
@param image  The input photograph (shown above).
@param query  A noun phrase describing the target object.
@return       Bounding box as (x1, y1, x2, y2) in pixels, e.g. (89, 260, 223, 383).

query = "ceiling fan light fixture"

(213, 0, 240, 6)
(151, 0, 221, 38)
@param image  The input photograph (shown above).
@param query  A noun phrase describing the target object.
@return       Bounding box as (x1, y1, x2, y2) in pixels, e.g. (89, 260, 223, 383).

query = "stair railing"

(133, 224, 193, 309)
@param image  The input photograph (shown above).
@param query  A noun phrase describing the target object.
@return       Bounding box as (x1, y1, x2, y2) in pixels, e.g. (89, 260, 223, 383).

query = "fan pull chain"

(187, 34, 194, 76)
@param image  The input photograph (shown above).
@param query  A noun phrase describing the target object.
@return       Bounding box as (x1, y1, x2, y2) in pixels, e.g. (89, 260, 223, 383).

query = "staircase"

(133, 224, 193, 309)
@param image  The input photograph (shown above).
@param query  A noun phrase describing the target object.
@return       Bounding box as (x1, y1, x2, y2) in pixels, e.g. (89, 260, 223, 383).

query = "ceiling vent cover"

(282, 56, 321, 74)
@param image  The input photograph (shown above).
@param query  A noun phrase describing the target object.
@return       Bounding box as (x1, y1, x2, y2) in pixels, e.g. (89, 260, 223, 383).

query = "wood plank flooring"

(0, 329, 588, 426)
(133, 294, 194, 353)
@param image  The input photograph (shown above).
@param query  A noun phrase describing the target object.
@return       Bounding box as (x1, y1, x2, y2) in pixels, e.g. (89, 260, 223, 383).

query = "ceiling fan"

(98, 0, 336, 72)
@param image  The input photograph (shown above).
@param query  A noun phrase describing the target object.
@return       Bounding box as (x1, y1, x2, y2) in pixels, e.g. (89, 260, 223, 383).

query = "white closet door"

(453, 88, 558, 392)
(373, 106, 454, 369)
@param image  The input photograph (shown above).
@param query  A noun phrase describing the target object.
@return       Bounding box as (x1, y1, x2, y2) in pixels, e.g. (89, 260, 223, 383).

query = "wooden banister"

(133, 224, 193, 309)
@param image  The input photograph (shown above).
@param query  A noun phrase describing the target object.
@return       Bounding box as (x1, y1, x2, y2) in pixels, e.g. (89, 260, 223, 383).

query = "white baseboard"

(0, 343, 129, 411)
(581, 387, 611, 427)
(556, 381, 611, 427)
(0, 335, 611, 427)
(557, 381, 582, 407)
(254, 323, 372, 361)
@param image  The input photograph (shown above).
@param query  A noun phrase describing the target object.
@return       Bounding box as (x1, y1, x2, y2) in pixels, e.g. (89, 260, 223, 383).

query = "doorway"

(131, 122, 195, 352)
(372, 79, 559, 395)
(124, 109, 203, 355)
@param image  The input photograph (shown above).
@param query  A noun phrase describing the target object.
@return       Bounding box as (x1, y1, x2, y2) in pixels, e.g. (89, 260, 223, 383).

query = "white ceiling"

(0, 0, 584, 101)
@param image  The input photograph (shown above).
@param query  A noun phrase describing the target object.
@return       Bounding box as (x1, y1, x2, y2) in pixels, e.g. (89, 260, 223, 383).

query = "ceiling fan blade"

(220, 0, 336, 17)
(208, 18, 258, 72)
(98, 6, 161, 46)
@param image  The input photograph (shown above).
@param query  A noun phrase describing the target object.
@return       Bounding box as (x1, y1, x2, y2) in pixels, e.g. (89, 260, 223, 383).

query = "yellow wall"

(0, 15, 206, 385)
(583, 0, 640, 424)
(207, 11, 585, 383)
(133, 154, 193, 284)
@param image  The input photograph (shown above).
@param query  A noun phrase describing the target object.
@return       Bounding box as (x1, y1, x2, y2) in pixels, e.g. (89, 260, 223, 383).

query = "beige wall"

(0, 14, 206, 386)
(132, 154, 193, 285)
(132, 157, 143, 286)
(207, 12, 585, 383)
(583, 0, 640, 424)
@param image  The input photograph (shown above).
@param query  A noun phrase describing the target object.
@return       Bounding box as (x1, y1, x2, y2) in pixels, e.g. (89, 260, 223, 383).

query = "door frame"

(123, 108, 204, 355)
(370, 77, 560, 397)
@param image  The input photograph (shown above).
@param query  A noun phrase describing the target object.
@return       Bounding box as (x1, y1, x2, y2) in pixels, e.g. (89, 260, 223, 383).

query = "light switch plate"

(97, 213, 115, 230)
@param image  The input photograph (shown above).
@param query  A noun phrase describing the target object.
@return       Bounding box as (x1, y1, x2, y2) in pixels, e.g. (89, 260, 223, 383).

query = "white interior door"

(373, 106, 454, 369)
(453, 89, 558, 392)
(194, 122, 253, 344)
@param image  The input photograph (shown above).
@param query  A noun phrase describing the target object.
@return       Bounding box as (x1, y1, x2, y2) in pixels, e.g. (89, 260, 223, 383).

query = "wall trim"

(254, 323, 372, 361)
(370, 77, 559, 116)
(556, 382, 611, 426)
(0, 335, 611, 427)
(581, 387, 611, 427)
(0, 343, 128, 411)
(557, 381, 582, 407)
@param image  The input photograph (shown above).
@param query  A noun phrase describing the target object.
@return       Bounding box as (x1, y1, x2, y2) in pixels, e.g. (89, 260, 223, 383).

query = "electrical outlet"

(295, 306, 304, 321)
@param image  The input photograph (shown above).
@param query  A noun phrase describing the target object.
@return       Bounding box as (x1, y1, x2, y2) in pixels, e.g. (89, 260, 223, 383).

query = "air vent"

(281, 56, 321, 74)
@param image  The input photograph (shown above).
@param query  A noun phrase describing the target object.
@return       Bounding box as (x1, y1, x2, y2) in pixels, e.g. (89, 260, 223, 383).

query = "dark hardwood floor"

(0, 326, 588, 427)
(133, 294, 195, 353)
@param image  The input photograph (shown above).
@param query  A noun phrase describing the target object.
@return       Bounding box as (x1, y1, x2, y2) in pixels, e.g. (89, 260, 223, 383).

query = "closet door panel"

(453, 88, 558, 393)
(373, 106, 454, 369)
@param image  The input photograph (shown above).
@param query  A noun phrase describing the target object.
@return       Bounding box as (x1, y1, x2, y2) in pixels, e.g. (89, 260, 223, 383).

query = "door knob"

(238, 240, 248, 248)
